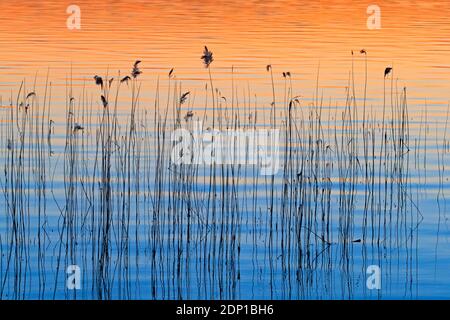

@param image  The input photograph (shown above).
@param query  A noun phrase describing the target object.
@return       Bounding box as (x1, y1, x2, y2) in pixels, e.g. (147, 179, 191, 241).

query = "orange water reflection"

(0, 0, 449, 116)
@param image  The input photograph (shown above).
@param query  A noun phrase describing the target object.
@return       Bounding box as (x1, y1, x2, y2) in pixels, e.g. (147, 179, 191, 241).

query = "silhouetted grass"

(0, 54, 438, 300)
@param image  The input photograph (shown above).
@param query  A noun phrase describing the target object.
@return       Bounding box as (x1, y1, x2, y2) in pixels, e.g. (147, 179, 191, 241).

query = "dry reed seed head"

(266, 64, 271, 72)
(121, 76, 131, 84)
(132, 67, 142, 78)
(26, 92, 35, 99)
(131, 60, 142, 78)
(101, 95, 108, 108)
(180, 91, 190, 104)
(184, 111, 194, 121)
(201, 46, 213, 68)
(94, 75, 103, 88)
(384, 67, 393, 77)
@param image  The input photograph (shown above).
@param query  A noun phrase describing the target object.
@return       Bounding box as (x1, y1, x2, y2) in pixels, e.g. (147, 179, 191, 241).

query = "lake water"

(0, 0, 449, 299)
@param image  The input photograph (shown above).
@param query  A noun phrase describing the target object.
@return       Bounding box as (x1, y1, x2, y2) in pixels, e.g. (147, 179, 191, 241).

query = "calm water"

(0, 0, 449, 299)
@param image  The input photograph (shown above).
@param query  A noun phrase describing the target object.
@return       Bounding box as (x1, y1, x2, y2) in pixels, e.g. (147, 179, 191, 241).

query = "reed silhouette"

(0, 51, 442, 300)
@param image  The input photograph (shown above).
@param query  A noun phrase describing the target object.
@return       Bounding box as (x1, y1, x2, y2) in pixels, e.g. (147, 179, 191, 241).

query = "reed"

(0, 52, 437, 300)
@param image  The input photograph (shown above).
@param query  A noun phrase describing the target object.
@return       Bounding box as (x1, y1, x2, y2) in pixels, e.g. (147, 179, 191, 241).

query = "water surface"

(0, 0, 449, 300)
